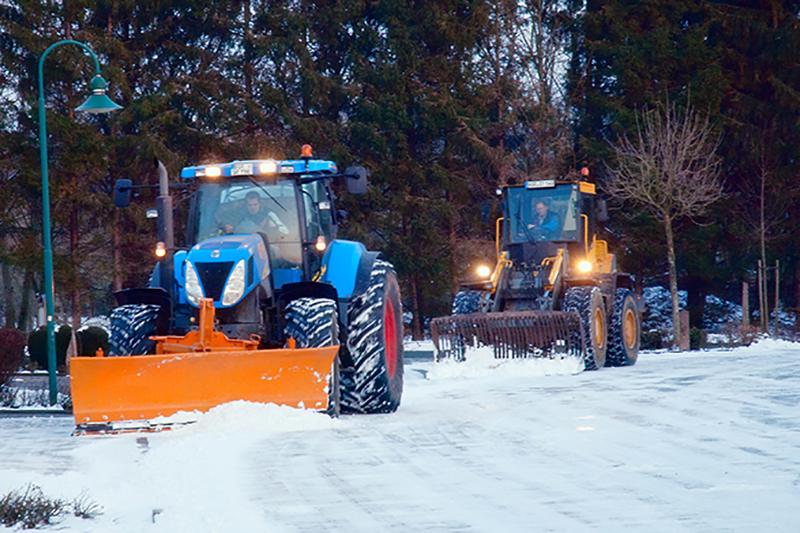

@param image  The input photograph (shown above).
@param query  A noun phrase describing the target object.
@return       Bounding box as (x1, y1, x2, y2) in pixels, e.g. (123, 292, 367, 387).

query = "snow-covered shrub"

(27, 325, 71, 370)
(703, 295, 742, 332)
(641, 287, 755, 348)
(77, 326, 110, 357)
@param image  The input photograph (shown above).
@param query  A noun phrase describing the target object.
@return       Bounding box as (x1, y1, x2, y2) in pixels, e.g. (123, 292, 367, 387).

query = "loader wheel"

(347, 259, 404, 414)
(109, 304, 161, 356)
(564, 287, 607, 370)
(284, 297, 352, 416)
(606, 289, 640, 367)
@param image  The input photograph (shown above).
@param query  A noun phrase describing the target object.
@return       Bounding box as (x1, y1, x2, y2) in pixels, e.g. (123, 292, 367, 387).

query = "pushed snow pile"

(429, 346, 583, 380)
(736, 337, 798, 354)
(155, 401, 335, 435)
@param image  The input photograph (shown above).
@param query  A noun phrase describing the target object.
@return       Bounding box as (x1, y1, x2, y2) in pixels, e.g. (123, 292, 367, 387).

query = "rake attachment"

(430, 311, 585, 362)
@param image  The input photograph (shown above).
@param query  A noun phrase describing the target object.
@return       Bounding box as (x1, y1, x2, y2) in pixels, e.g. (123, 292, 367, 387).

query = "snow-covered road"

(2, 340, 799, 532)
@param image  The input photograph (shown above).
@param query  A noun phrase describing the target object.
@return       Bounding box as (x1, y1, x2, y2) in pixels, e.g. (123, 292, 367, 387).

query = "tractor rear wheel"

(284, 297, 348, 415)
(564, 286, 607, 370)
(606, 289, 640, 367)
(347, 259, 404, 413)
(109, 304, 161, 356)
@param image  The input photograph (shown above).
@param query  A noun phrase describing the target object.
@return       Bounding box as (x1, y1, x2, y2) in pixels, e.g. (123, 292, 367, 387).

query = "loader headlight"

(578, 261, 593, 273)
(477, 265, 491, 278)
(185, 261, 204, 306)
(221, 259, 247, 306)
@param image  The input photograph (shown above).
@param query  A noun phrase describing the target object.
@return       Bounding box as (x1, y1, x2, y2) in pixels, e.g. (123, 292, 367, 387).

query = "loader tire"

(564, 287, 607, 370)
(284, 297, 355, 415)
(347, 259, 404, 414)
(109, 304, 161, 356)
(606, 289, 640, 367)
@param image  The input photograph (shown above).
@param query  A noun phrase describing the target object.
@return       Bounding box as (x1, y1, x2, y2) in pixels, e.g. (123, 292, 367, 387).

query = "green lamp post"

(38, 40, 122, 405)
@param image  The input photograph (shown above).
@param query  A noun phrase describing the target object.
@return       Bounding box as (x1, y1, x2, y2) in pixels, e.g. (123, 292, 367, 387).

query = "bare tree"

(607, 102, 723, 349)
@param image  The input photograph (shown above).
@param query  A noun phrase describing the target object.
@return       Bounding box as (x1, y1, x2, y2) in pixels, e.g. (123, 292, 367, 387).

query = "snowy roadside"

(1, 339, 799, 532)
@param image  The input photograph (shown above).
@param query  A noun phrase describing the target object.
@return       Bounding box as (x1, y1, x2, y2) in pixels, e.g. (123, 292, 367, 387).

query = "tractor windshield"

(192, 178, 303, 269)
(504, 184, 580, 244)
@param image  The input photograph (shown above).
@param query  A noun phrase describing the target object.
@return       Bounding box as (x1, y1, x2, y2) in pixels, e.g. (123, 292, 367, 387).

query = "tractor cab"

(185, 162, 338, 290)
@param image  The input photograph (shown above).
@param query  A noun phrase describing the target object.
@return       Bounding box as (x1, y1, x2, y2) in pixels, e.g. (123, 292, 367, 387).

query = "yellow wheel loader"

(431, 178, 642, 370)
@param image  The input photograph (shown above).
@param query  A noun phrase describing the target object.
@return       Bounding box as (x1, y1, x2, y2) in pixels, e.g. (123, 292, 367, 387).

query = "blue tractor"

(110, 147, 403, 415)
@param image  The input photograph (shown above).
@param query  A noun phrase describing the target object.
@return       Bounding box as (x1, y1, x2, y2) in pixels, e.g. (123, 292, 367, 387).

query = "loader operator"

(224, 191, 289, 236)
(527, 200, 560, 241)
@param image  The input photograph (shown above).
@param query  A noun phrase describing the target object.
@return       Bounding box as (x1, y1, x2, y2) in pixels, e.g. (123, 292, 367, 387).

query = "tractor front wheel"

(109, 304, 161, 356)
(284, 297, 346, 415)
(346, 260, 404, 413)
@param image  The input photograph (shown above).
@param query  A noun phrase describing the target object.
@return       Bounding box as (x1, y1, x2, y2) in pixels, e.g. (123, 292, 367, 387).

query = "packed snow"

(2, 339, 799, 532)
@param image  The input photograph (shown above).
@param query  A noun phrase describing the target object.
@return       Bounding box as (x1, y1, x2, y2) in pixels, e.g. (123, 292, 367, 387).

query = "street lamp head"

(75, 75, 122, 114)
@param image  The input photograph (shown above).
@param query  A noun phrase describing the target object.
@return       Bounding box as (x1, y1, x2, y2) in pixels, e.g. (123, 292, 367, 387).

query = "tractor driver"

(223, 191, 289, 236)
(527, 200, 560, 240)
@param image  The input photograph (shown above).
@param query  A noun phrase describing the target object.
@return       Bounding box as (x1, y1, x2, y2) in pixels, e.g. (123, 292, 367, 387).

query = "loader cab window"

(192, 178, 304, 270)
(504, 185, 580, 244)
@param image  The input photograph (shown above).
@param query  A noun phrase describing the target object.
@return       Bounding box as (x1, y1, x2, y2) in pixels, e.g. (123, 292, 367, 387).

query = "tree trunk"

(70, 209, 81, 333)
(18, 270, 34, 331)
(1, 231, 15, 327)
(794, 261, 800, 337)
(2, 261, 15, 328)
(760, 168, 768, 332)
(664, 213, 681, 349)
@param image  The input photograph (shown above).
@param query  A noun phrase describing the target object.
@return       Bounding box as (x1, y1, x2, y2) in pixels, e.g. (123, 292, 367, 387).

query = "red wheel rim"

(384, 296, 398, 379)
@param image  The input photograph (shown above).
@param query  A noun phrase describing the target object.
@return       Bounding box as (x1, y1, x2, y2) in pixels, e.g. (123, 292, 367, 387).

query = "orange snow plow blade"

(70, 299, 339, 433)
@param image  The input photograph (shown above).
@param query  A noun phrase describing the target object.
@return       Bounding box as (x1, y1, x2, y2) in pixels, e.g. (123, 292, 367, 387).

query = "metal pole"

(38, 40, 102, 405)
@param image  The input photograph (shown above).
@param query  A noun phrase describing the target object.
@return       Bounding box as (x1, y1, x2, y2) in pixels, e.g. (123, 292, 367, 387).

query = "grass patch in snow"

(0, 484, 101, 529)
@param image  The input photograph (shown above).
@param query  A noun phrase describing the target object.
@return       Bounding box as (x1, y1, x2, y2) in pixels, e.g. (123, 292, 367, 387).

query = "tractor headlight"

(185, 261, 204, 306)
(477, 265, 492, 278)
(578, 261, 592, 273)
(221, 259, 247, 306)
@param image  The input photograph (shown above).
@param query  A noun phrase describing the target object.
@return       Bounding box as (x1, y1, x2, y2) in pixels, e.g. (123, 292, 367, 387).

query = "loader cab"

(502, 180, 597, 266)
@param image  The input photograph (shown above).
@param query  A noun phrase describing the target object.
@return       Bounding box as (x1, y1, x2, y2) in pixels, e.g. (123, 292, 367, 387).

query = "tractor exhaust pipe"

(156, 159, 174, 330)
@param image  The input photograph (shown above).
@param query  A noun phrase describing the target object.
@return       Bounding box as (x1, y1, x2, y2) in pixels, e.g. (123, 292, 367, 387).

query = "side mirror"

(597, 198, 609, 222)
(345, 166, 368, 195)
(114, 179, 132, 208)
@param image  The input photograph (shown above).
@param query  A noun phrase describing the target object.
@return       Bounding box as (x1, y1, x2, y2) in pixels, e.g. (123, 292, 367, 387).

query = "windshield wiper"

(247, 177, 287, 212)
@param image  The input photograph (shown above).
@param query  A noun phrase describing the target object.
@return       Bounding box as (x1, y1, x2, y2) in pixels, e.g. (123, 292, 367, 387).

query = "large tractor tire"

(564, 286, 607, 370)
(605, 289, 640, 367)
(284, 297, 355, 416)
(346, 259, 404, 414)
(109, 304, 161, 356)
